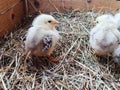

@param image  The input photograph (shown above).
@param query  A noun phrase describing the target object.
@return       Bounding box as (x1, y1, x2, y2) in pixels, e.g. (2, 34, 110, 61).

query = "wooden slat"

(0, 1, 25, 39)
(28, 0, 120, 13)
(27, 0, 41, 14)
(86, 0, 120, 11)
(0, 0, 21, 13)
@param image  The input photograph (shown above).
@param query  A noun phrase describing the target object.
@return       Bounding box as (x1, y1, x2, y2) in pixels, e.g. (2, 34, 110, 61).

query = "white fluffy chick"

(114, 13, 120, 30)
(113, 45, 120, 65)
(95, 14, 116, 24)
(24, 14, 60, 63)
(89, 22, 120, 56)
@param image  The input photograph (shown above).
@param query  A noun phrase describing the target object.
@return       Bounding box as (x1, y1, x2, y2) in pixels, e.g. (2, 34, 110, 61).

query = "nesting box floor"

(0, 10, 120, 90)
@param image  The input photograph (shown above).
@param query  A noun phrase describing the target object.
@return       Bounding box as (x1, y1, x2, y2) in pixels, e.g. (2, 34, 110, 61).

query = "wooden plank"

(0, 0, 21, 13)
(27, 0, 41, 14)
(86, 0, 120, 11)
(28, 0, 120, 13)
(0, 1, 25, 39)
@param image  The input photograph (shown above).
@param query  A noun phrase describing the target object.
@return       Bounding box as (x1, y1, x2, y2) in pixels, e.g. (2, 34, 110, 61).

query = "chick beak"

(52, 20, 60, 24)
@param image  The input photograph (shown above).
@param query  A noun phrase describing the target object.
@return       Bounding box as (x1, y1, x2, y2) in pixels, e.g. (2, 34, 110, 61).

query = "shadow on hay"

(25, 53, 60, 73)
(97, 55, 120, 76)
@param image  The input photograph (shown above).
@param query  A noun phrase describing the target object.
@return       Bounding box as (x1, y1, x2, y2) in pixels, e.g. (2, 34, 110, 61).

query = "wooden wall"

(0, 0, 25, 39)
(1, 0, 120, 38)
(28, 0, 120, 14)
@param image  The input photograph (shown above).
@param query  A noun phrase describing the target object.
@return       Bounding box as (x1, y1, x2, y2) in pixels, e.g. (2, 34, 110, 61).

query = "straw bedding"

(0, 9, 120, 90)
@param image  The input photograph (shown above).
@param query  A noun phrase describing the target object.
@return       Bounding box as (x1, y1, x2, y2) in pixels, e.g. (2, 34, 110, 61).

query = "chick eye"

(48, 20, 52, 23)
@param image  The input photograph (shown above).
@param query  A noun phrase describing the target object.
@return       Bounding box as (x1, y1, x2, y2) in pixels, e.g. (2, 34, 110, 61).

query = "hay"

(0, 9, 120, 90)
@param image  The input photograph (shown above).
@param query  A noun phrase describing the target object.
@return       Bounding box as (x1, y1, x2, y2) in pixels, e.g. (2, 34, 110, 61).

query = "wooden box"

(1, 0, 120, 38)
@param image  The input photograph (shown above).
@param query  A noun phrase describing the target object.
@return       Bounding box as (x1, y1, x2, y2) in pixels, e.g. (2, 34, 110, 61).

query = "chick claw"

(47, 55, 58, 62)
(95, 53, 102, 56)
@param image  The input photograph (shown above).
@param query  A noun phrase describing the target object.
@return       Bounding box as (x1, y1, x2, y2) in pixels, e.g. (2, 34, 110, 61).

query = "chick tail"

(24, 51, 31, 72)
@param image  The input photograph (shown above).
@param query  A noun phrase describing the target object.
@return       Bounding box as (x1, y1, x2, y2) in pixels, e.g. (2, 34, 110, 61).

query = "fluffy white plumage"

(114, 13, 120, 30)
(24, 14, 60, 57)
(89, 22, 120, 56)
(95, 14, 116, 24)
(113, 45, 120, 65)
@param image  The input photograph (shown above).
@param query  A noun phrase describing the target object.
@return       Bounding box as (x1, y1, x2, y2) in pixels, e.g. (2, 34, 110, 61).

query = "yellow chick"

(89, 22, 120, 56)
(95, 14, 116, 24)
(113, 45, 120, 65)
(24, 14, 60, 63)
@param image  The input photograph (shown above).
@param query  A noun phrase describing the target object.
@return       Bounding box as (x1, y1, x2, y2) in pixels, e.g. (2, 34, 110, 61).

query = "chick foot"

(47, 55, 58, 62)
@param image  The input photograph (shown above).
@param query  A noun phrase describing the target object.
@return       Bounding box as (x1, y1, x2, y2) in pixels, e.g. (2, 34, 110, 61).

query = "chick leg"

(93, 49, 102, 56)
(24, 51, 31, 72)
(47, 55, 58, 62)
(95, 52, 102, 56)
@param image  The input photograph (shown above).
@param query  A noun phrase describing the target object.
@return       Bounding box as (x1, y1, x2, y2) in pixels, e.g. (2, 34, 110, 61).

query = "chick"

(113, 45, 120, 65)
(24, 14, 60, 69)
(95, 14, 116, 24)
(89, 22, 120, 56)
(114, 13, 120, 30)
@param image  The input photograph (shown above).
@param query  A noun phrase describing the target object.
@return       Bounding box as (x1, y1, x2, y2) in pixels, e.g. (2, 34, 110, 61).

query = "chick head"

(95, 14, 115, 24)
(32, 14, 59, 30)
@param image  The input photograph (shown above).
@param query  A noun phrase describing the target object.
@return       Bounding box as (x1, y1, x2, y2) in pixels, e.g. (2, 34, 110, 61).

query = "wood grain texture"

(28, 0, 120, 13)
(0, 0, 21, 13)
(0, 0, 25, 39)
